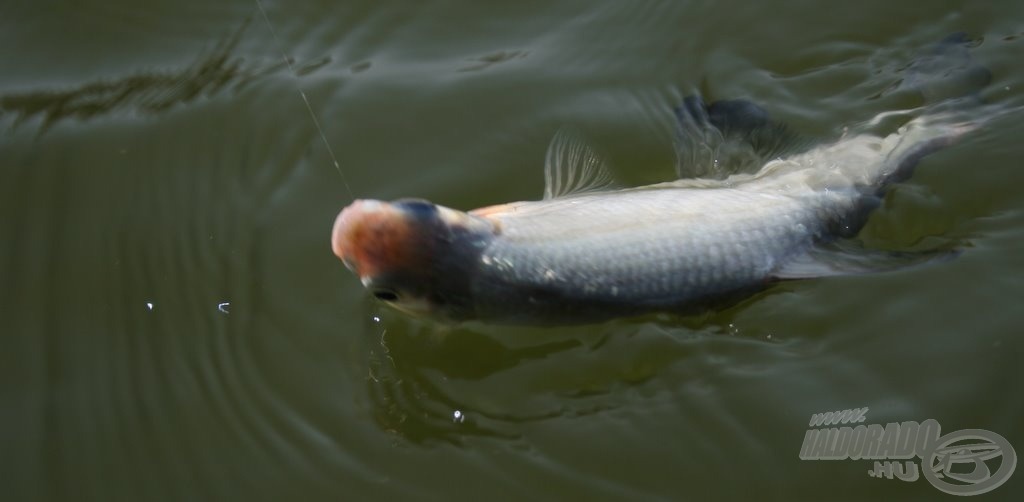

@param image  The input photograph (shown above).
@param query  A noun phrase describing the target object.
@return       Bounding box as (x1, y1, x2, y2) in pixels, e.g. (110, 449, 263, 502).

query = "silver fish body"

(332, 117, 966, 324)
(464, 121, 959, 322)
(470, 187, 837, 321)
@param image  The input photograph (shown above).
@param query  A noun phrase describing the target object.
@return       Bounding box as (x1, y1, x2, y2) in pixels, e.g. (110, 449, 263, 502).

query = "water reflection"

(358, 296, 791, 445)
(5, 1, 1023, 498)
(0, 20, 330, 134)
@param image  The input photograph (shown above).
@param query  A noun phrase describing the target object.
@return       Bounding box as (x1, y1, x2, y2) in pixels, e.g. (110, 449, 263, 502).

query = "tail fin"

(672, 33, 991, 184)
(901, 32, 992, 105)
(876, 33, 992, 188)
(672, 95, 800, 179)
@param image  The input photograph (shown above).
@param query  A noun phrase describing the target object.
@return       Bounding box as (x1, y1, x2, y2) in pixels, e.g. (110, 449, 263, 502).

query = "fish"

(331, 34, 991, 325)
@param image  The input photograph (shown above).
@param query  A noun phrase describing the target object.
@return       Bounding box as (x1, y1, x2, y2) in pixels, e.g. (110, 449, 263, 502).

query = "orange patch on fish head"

(331, 197, 497, 321)
(331, 199, 422, 281)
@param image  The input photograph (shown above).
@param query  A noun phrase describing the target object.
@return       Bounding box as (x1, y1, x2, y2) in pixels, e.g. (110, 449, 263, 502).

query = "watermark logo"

(799, 407, 1016, 496)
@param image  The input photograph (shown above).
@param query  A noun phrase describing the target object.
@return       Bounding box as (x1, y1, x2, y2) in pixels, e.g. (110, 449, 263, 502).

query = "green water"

(3, 1, 1023, 500)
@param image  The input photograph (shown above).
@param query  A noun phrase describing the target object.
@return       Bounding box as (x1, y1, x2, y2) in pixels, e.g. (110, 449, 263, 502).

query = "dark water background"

(3, 1, 1024, 500)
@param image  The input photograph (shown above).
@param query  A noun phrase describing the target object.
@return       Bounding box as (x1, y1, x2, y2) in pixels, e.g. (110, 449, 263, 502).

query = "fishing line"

(254, 0, 354, 199)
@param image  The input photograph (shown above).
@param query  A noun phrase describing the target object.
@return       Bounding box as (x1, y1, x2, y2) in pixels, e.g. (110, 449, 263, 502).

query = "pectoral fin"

(771, 240, 960, 280)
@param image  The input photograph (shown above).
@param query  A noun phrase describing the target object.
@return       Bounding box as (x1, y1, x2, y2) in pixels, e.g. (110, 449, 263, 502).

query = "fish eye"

(395, 199, 437, 219)
(372, 288, 400, 302)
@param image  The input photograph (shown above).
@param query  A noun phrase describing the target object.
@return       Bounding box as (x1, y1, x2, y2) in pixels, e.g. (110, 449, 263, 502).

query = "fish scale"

(469, 187, 838, 321)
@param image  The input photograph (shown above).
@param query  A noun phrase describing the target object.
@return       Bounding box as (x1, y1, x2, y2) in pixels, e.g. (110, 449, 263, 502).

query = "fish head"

(331, 198, 495, 321)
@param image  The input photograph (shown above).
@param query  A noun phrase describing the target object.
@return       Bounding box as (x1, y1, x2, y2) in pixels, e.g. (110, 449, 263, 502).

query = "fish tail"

(902, 32, 992, 106)
(672, 95, 799, 179)
(875, 32, 992, 189)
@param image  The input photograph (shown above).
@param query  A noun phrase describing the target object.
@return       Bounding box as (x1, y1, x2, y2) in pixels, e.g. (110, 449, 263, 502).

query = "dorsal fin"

(543, 127, 614, 199)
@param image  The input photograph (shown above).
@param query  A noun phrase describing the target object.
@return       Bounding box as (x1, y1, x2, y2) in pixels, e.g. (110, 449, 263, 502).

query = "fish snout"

(331, 199, 423, 281)
(330, 197, 494, 321)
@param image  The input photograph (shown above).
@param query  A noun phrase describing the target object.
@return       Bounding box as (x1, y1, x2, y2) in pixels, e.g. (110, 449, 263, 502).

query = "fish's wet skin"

(331, 34, 993, 325)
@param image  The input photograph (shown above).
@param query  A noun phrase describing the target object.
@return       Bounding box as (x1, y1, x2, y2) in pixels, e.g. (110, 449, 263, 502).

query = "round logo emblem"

(921, 429, 1017, 496)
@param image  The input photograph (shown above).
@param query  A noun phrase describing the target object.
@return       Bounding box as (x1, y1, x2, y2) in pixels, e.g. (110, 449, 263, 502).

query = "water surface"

(3, 1, 1023, 500)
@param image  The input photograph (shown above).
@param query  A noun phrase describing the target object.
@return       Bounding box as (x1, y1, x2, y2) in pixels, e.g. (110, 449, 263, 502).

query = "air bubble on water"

(452, 410, 465, 423)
